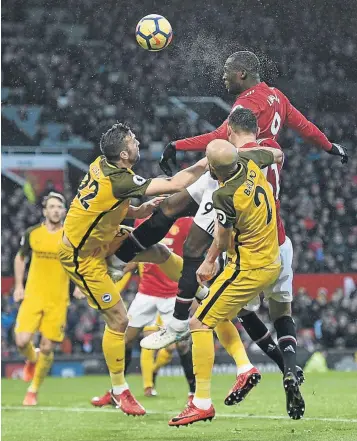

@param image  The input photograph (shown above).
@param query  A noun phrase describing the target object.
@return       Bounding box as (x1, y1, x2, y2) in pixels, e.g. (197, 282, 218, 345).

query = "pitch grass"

(2, 372, 357, 441)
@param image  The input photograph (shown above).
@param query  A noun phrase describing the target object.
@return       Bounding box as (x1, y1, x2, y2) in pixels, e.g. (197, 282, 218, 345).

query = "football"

(135, 14, 172, 51)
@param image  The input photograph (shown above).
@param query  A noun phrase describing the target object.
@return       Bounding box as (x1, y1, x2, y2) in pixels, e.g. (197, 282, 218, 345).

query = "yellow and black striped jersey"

(19, 223, 69, 303)
(212, 150, 279, 270)
(64, 156, 151, 252)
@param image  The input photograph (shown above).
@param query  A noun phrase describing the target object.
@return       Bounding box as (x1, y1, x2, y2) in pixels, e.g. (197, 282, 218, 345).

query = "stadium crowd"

(2, 0, 357, 356)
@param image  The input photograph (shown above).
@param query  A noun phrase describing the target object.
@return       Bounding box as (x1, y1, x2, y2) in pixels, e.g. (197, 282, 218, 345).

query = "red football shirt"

(175, 82, 332, 152)
(135, 217, 193, 298)
(240, 139, 286, 246)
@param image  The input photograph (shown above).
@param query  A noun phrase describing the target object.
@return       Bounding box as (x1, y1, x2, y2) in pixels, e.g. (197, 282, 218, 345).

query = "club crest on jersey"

(102, 293, 112, 303)
(215, 209, 227, 225)
(133, 175, 147, 186)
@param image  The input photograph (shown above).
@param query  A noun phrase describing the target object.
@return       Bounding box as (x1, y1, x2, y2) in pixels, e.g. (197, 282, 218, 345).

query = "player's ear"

(256, 126, 261, 137)
(227, 124, 232, 139)
(240, 70, 247, 80)
(120, 150, 129, 161)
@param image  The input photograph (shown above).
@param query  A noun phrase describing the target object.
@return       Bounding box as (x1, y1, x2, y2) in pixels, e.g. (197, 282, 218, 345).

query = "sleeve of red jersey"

(175, 97, 262, 152)
(284, 96, 332, 152)
(175, 120, 228, 152)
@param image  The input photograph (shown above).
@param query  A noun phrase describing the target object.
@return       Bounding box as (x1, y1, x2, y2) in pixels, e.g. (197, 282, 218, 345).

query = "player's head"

(42, 192, 66, 225)
(227, 107, 258, 147)
(100, 122, 140, 167)
(223, 51, 260, 95)
(206, 139, 239, 182)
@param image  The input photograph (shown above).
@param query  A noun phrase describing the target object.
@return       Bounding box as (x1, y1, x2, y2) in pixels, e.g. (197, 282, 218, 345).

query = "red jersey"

(241, 138, 286, 246)
(175, 82, 332, 152)
(135, 217, 193, 298)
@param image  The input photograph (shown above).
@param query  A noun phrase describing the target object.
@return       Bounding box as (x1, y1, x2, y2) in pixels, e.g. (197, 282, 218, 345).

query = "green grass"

(2, 372, 357, 441)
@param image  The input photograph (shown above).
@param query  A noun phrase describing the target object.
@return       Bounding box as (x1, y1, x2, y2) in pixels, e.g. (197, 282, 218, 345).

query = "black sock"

(173, 256, 204, 321)
(124, 346, 132, 375)
(240, 312, 285, 373)
(116, 208, 175, 262)
(274, 315, 297, 375)
(178, 350, 195, 393)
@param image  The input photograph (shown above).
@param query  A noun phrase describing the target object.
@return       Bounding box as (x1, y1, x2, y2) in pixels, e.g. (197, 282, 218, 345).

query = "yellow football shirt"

(64, 156, 152, 253)
(212, 150, 280, 270)
(19, 224, 70, 304)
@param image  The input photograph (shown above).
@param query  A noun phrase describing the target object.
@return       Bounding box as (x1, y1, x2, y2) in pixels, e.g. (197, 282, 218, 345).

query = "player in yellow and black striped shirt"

(59, 122, 207, 416)
(169, 140, 282, 426)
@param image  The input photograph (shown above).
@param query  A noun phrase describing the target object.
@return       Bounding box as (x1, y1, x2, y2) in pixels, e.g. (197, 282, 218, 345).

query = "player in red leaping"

(112, 51, 348, 413)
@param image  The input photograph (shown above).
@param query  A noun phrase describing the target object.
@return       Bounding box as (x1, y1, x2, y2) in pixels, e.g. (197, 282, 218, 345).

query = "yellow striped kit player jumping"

(58, 122, 207, 416)
(169, 140, 282, 426)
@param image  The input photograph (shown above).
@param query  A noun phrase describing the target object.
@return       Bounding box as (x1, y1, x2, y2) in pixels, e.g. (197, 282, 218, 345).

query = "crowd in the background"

(1, 0, 357, 356)
(2, 280, 357, 358)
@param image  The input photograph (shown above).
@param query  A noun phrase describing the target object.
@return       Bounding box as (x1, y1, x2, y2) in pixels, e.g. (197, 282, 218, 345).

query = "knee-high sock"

(215, 321, 252, 373)
(18, 341, 37, 363)
(28, 351, 54, 393)
(178, 349, 196, 393)
(158, 253, 183, 282)
(274, 316, 297, 375)
(102, 326, 127, 393)
(140, 349, 155, 389)
(192, 329, 214, 400)
(240, 312, 284, 372)
(153, 348, 173, 373)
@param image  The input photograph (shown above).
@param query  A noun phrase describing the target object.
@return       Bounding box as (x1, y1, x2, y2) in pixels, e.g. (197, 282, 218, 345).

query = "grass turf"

(2, 371, 357, 441)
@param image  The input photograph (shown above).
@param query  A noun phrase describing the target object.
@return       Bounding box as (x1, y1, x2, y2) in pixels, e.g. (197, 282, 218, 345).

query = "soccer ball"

(135, 14, 172, 51)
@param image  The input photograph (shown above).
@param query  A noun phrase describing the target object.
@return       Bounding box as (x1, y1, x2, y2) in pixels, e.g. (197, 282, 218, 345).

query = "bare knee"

(183, 224, 212, 259)
(40, 337, 54, 355)
(189, 315, 209, 331)
(15, 333, 32, 350)
(176, 339, 190, 355)
(269, 299, 292, 323)
(102, 300, 129, 333)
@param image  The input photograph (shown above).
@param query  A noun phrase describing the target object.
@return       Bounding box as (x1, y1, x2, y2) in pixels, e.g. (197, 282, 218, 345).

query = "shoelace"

(123, 391, 140, 407)
(177, 403, 195, 417)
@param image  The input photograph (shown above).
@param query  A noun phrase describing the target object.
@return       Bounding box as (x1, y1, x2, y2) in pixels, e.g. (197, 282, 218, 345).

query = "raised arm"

(145, 157, 208, 196)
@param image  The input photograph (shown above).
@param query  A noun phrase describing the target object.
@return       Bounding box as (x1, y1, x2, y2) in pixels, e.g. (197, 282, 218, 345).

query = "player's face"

(223, 67, 242, 95)
(43, 198, 66, 225)
(125, 131, 140, 165)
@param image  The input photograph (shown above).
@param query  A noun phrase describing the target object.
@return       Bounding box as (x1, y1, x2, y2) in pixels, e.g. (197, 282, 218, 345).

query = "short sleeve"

(239, 149, 274, 169)
(18, 228, 32, 257)
(212, 188, 236, 228)
(110, 172, 152, 200)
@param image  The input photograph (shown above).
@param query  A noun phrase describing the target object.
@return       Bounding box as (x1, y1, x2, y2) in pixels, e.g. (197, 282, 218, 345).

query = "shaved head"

(223, 51, 261, 95)
(206, 140, 239, 181)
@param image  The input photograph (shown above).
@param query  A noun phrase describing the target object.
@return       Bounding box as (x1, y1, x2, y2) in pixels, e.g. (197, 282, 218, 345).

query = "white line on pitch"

(2, 406, 357, 423)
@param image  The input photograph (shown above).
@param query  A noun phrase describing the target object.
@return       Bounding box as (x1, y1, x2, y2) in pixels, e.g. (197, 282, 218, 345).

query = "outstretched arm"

(145, 157, 208, 196)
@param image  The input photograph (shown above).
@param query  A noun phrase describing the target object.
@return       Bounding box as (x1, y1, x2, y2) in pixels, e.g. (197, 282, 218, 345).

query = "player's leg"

(141, 183, 217, 349)
(125, 292, 158, 396)
(238, 306, 285, 373)
(266, 237, 304, 419)
(115, 189, 198, 263)
(175, 339, 195, 400)
(141, 223, 213, 349)
(14, 299, 42, 385)
(59, 243, 145, 416)
(23, 336, 55, 406)
(169, 264, 275, 426)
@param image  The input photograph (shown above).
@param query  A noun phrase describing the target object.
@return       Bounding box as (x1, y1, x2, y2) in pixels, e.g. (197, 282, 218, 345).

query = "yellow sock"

(140, 349, 155, 389)
(153, 348, 173, 372)
(102, 326, 126, 389)
(19, 341, 37, 363)
(192, 329, 214, 399)
(28, 351, 54, 393)
(158, 253, 183, 282)
(115, 271, 132, 293)
(215, 321, 251, 368)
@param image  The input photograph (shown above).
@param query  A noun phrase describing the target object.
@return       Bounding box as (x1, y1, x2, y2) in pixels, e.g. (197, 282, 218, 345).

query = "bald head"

(206, 140, 239, 181)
